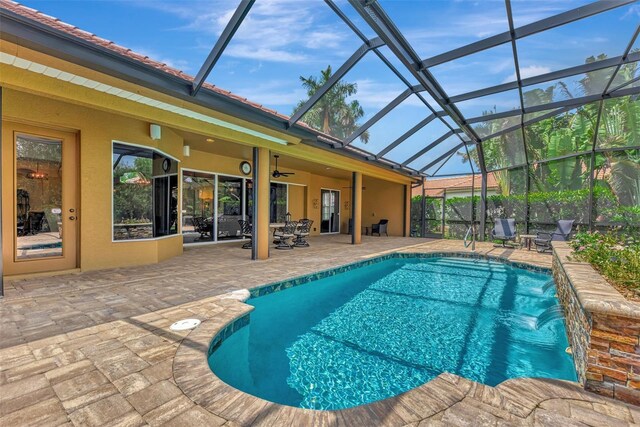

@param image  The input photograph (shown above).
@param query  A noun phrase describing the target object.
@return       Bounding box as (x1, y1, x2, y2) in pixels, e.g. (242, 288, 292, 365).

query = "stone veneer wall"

(552, 241, 640, 406)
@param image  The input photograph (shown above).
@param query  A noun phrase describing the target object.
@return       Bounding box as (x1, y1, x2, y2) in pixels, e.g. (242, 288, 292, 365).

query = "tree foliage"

(294, 65, 369, 143)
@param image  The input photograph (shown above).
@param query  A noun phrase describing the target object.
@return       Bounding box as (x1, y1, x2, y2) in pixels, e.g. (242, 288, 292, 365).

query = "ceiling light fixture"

(205, 138, 215, 143)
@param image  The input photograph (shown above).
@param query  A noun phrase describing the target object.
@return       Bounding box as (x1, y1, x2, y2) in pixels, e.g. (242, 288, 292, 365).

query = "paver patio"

(1, 235, 638, 426)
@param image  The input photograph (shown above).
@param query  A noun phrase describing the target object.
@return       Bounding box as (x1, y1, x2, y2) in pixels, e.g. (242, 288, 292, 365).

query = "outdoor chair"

(492, 218, 517, 247)
(372, 219, 389, 236)
(238, 219, 252, 249)
(193, 217, 211, 239)
(274, 221, 298, 250)
(534, 219, 575, 253)
(294, 219, 313, 247)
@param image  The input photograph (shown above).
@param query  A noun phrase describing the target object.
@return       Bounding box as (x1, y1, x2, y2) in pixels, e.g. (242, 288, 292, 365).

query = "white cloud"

(348, 79, 405, 109)
(134, 0, 353, 64)
(503, 65, 552, 83)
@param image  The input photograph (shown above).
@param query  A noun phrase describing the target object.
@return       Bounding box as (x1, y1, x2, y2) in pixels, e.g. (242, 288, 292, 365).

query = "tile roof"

(412, 172, 499, 197)
(0, 0, 291, 121)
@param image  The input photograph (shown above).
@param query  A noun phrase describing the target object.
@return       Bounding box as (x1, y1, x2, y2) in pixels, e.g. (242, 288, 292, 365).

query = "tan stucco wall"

(1, 42, 413, 275)
(362, 175, 406, 236)
(2, 89, 184, 273)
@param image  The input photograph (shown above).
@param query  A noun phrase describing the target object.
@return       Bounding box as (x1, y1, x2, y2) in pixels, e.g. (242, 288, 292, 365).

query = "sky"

(19, 0, 640, 175)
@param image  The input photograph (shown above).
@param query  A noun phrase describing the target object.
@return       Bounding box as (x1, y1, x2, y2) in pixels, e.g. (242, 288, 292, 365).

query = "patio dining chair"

(294, 219, 313, 247)
(534, 219, 575, 253)
(371, 219, 389, 236)
(238, 219, 252, 249)
(492, 218, 517, 247)
(274, 221, 298, 250)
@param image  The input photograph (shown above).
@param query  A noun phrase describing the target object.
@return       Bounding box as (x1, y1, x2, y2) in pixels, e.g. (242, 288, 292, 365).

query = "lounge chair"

(492, 218, 517, 247)
(294, 219, 313, 247)
(274, 221, 297, 250)
(238, 219, 252, 249)
(372, 219, 389, 236)
(534, 219, 575, 253)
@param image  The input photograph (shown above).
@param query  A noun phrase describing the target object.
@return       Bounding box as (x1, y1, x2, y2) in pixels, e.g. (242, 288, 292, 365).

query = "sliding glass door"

(320, 189, 340, 233)
(182, 171, 215, 242)
(217, 176, 243, 241)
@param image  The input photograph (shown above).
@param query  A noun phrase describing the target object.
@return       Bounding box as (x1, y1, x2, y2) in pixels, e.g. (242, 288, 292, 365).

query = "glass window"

(217, 175, 244, 240)
(270, 183, 288, 223)
(182, 171, 215, 242)
(15, 135, 63, 259)
(112, 143, 177, 240)
(245, 181, 289, 224)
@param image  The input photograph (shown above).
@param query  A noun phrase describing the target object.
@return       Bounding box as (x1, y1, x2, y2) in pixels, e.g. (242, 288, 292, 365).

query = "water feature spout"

(536, 305, 565, 329)
(541, 279, 556, 294)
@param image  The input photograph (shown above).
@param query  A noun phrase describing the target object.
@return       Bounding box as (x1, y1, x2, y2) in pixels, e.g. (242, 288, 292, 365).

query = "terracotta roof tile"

(412, 172, 499, 196)
(0, 0, 297, 122)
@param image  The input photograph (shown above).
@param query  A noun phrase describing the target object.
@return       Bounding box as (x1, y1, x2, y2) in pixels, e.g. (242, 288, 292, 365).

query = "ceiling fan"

(272, 155, 295, 178)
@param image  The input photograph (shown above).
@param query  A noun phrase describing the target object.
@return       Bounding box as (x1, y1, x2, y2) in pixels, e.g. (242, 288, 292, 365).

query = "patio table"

(520, 234, 537, 251)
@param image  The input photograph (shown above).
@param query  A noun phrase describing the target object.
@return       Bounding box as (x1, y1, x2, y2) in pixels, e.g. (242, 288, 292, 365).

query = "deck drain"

(170, 319, 201, 331)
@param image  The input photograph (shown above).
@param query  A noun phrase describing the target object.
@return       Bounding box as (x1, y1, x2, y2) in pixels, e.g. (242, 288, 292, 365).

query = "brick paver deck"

(1, 235, 638, 426)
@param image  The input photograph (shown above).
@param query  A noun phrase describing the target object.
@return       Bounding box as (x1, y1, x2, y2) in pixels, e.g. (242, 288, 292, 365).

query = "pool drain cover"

(170, 318, 201, 331)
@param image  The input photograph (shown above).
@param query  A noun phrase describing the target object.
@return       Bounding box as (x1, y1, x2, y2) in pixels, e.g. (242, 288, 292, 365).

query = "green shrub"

(570, 231, 640, 298)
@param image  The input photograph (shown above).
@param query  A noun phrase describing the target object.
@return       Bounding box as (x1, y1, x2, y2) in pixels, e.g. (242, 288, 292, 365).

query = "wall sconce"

(150, 124, 162, 140)
(183, 145, 191, 157)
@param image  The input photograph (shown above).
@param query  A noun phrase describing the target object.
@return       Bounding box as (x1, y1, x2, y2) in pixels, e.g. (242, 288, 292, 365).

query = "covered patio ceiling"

(1, 0, 639, 178)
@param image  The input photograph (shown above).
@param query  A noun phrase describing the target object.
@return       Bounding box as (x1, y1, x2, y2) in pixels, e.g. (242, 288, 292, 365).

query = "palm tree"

(293, 66, 369, 143)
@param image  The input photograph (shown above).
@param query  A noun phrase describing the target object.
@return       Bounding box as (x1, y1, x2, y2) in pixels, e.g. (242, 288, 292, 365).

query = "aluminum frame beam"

(288, 38, 384, 126)
(376, 114, 436, 158)
(421, 0, 635, 68)
(480, 106, 575, 143)
(348, 0, 484, 161)
(449, 52, 640, 104)
(602, 25, 640, 95)
(465, 86, 640, 124)
(345, 85, 423, 144)
(402, 130, 455, 166)
(326, 0, 469, 152)
(191, 0, 255, 96)
(420, 142, 466, 172)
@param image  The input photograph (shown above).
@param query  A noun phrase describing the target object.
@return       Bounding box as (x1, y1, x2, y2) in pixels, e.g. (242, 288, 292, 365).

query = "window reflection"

(16, 135, 63, 259)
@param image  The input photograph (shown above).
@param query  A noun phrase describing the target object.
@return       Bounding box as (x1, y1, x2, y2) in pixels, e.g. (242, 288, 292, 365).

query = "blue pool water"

(209, 256, 576, 410)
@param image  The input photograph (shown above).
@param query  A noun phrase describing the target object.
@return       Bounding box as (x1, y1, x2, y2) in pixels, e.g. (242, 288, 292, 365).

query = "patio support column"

(479, 172, 488, 241)
(351, 172, 362, 245)
(403, 184, 411, 237)
(0, 86, 3, 297)
(252, 147, 270, 260)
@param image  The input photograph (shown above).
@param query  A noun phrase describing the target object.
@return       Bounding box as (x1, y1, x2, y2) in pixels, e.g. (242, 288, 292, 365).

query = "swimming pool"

(209, 255, 576, 410)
